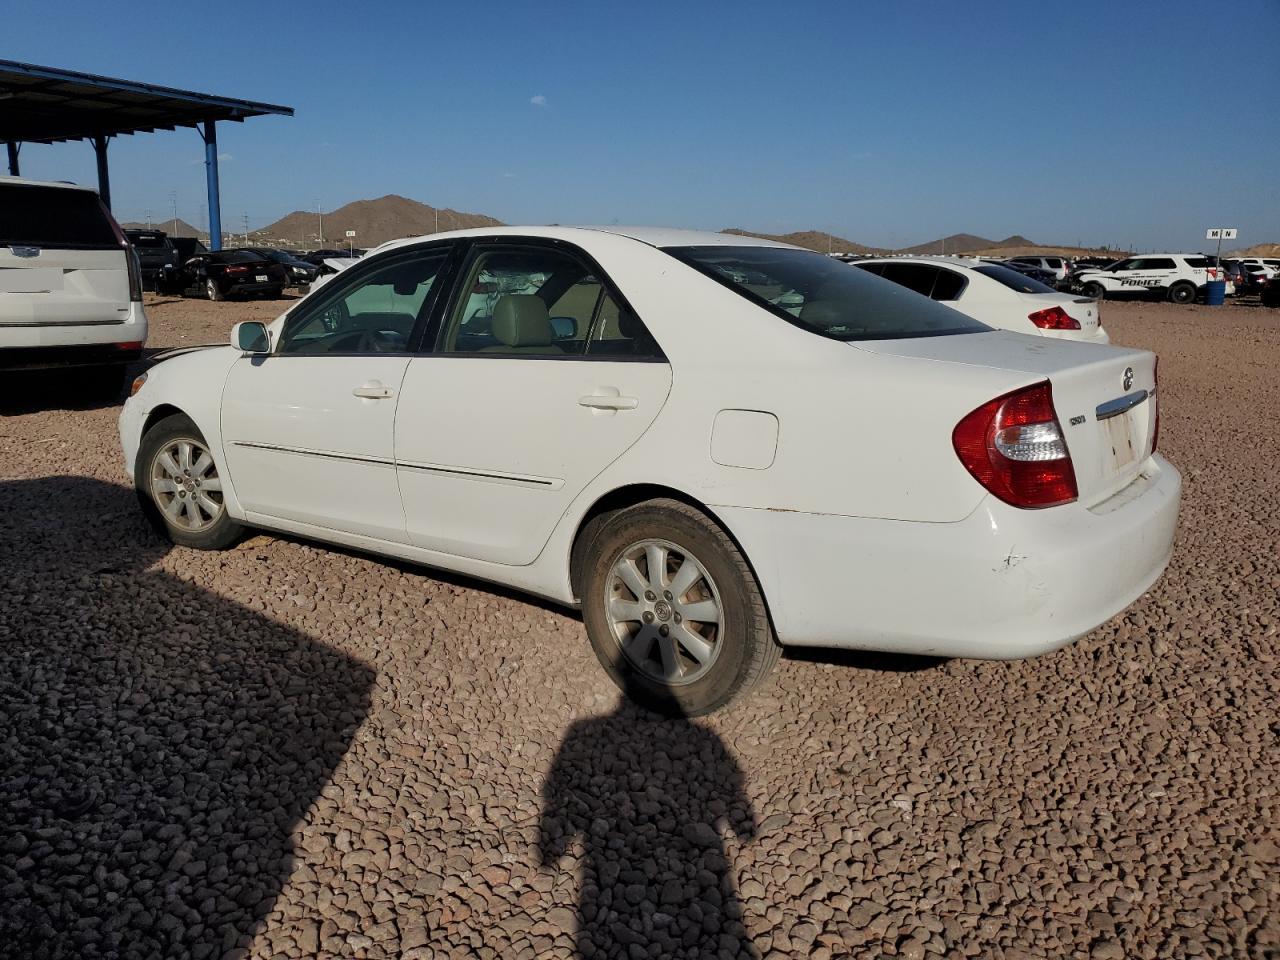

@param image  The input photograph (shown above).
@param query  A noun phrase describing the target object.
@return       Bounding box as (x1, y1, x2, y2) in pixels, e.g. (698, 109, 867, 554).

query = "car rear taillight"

(125, 247, 143, 302)
(1027, 306, 1081, 330)
(952, 381, 1078, 509)
(1151, 358, 1160, 453)
(227, 265, 249, 274)
(101, 200, 144, 302)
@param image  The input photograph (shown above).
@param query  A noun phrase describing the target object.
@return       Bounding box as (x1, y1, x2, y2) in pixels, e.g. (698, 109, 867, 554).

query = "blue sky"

(6, 0, 1278, 250)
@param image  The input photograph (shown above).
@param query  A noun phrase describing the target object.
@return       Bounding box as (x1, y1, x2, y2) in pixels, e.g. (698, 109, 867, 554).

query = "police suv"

(1074, 254, 1217, 303)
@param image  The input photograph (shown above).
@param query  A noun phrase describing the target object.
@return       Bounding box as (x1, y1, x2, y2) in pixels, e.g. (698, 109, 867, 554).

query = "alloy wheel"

(149, 438, 224, 531)
(605, 538, 724, 685)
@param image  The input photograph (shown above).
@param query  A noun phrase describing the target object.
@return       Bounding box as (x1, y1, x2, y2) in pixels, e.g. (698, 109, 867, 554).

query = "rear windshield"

(128, 234, 170, 248)
(210, 250, 264, 263)
(0, 184, 120, 250)
(665, 246, 988, 341)
(975, 264, 1056, 294)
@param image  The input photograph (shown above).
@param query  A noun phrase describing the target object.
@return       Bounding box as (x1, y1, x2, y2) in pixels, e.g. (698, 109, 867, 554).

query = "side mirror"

(549, 316, 577, 339)
(232, 321, 270, 354)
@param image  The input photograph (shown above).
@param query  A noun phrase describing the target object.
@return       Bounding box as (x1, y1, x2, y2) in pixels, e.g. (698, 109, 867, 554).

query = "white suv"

(1, 176, 147, 395)
(1007, 255, 1072, 282)
(1073, 254, 1214, 304)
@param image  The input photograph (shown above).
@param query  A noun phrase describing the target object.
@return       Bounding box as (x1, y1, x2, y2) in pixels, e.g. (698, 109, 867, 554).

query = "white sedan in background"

(853, 256, 1109, 343)
(120, 227, 1179, 715)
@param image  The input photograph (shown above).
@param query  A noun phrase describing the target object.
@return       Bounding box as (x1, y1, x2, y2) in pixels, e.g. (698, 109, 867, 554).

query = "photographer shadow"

(0, 476, 374, 958)
(539, 680, 759, 959)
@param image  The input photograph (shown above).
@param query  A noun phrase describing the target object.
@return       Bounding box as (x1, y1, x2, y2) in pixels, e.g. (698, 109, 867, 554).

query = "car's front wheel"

(136, 413, 242, 550)
(1084, 281, 1107, 301)
(579, 499, 781, 716)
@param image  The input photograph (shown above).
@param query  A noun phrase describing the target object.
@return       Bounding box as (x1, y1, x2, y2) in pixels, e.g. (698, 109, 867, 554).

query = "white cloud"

(530, 94, 547, 107)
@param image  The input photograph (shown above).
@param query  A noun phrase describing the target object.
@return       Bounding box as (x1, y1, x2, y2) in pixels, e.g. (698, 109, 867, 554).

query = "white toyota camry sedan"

(853, 256, 1110, 343)
(120, 227, 1181, 715)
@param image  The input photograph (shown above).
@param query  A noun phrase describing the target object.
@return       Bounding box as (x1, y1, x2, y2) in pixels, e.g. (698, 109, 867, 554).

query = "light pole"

(314, 199, 324, 248)
(145, 209, 152, 229)
(169, 191, 178, 237)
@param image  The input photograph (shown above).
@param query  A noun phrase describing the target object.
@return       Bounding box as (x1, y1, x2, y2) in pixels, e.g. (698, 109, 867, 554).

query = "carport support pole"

(5, 141, 18, 176)
(92, 135, 111, 210)
(202, 120, 222, 251)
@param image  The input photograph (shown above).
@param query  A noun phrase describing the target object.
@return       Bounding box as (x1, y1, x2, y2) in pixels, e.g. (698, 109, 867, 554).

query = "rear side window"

(667, 246, 989, 341)
(931, 268, 966, 301)
(880, 263, 940, 297)
(1183, 257, 1210, 268)
(1045, 258, 1063, 268)
(0, 184, 120, 250)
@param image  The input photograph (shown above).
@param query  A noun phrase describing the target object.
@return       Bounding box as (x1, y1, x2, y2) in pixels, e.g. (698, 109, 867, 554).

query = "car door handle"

(352, 381, 394, 399)
(578, 392, 638, 411)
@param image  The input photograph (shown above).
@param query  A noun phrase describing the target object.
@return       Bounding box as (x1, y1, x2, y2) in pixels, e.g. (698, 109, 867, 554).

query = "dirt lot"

(2, 294, 1277, 960)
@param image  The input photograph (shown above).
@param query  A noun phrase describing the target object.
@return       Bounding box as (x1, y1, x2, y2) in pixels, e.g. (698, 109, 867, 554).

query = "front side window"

(669, 246, 988, 341)
(278, 248, 450, 355)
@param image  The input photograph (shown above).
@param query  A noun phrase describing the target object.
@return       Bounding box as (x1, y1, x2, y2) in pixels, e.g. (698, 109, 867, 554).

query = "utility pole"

(314, 198, 324, 247)
(169, 191, 178, 237)
(434, 207, 439, 234)
(241, 213, 250, 245)
(145, 209, 152, 229)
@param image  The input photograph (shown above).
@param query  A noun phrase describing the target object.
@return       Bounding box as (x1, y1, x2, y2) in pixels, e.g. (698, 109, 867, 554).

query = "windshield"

(665, 246, 989, 341)
(975, 264, 1056, 294)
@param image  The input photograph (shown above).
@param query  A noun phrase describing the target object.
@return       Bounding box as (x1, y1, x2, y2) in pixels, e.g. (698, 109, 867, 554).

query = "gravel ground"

(1, 294, 1277, 959)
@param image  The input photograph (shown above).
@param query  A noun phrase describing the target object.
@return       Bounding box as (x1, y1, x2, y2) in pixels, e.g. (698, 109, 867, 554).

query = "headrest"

(493, 295, 554, 347)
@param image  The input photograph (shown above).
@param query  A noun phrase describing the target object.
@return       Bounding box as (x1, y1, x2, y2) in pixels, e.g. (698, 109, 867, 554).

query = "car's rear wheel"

(580, 499, 781, 716)
(1168, 282, 1196, 304)
(136, 413, 242, 550)
(1084, 281, 1106, 301)
(206, 278, 224, 302)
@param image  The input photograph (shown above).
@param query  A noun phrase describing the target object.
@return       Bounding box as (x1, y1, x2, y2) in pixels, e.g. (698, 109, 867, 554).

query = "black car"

(301, 248, 366, 274)
(998, 260, 1058, 287)
(170, 236, 208, 265)
(124, 229, 180, 291)
(243, 247, 321, 286)
(1262, 276, 1280, 308)
(175, 249, 288, 301)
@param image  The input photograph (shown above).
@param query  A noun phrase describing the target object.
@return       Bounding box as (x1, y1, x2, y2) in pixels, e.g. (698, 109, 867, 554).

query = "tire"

(206, 278, 224, 302)
(579, 498, 781, 716)
(1084, 281, 1107, 301)
(135, 413, 243, 550)
(1168, 282, 1195, 305)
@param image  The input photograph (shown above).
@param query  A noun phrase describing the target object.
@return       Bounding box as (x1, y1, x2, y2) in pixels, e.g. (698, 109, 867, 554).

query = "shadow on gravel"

(0, 370, 131, 414)
(539, 684, 758, 959)
(782, 647, 949, 673)
(0, 476, 374, 958)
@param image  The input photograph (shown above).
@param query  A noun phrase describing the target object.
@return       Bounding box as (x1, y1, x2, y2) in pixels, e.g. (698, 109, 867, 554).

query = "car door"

(220, 243, 456, 542)
(395, 239, 673, 565)
(1125, 257, 1176, 293)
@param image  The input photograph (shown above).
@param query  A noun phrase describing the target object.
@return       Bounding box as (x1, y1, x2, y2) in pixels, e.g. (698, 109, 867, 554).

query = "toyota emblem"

(1122, 366, 1134, 391)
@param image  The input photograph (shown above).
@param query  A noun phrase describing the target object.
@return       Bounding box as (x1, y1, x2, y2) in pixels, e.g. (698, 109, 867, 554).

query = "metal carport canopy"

(0, 59, 293, 250)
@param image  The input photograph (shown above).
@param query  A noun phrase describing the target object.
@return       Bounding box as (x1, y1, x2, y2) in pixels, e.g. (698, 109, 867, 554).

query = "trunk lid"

(0, 246, 130, 326)
(1016, 291, 1102, 337)
(855, 331, 1156, 507)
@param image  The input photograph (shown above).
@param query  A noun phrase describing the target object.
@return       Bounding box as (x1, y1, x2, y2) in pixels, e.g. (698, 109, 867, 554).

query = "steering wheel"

(355, 329, 405, 353)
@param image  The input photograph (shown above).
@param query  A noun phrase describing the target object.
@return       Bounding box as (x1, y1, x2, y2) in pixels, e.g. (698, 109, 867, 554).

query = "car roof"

(855, 255, 990, 269)
(0, 174, 96, 192)
(371, 225, 801, 257)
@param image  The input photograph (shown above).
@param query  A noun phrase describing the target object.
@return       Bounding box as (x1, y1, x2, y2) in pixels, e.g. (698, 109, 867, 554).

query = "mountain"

(897, 233, 1030, 255)
(120, 218, 205, 239)
(721, 228, 884, 255)
(1233, 242, 1280, 257)
(252, 195, 503, 248)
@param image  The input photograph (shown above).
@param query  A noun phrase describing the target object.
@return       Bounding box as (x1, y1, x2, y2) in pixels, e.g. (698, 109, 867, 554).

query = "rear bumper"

(0, 302, 148, 369)
(223, 280, 283, 297)
(719, 453, 1181, 659)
